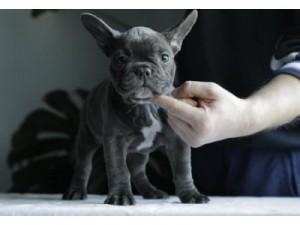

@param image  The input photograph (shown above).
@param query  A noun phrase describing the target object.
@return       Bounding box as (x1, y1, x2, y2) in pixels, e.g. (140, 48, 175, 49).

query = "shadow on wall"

(4, 9, 185, 194)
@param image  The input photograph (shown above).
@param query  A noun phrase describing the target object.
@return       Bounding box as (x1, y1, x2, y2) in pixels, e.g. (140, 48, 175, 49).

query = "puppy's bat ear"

(163, 10, 198, 55)
(81, 13, 121, 56)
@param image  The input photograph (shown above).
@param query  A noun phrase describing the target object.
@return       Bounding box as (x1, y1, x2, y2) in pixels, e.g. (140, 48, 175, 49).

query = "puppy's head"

(81, 10, 198, 104)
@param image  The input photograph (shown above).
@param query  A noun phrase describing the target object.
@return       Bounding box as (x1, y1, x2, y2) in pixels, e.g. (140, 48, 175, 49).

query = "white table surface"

(0, 193, 300, 216)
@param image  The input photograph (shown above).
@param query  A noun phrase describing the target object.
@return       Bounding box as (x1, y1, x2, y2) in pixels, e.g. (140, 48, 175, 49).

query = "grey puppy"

(63, 10, 209, 205)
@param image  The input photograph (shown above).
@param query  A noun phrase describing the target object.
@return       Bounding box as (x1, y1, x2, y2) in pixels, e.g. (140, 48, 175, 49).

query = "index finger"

(152, 95, 202, 123)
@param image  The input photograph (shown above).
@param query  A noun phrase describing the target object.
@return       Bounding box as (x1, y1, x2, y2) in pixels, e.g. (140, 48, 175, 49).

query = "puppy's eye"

(161, 54, 170, 63)
(116, 55, 128, 64)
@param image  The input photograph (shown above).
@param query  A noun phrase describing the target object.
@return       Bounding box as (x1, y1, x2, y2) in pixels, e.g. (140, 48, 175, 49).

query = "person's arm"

(153, 27, 300, 148)
(152, 75, 300, 147)
(247, 74, 300, 132)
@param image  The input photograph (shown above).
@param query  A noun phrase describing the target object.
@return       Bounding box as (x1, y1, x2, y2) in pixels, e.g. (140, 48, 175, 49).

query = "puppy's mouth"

(131, 97, 152, 104)
(129, 87, 153, 104)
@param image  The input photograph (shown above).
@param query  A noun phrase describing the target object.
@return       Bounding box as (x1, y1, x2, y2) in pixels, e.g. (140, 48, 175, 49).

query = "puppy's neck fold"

(109, 85, 159, 129)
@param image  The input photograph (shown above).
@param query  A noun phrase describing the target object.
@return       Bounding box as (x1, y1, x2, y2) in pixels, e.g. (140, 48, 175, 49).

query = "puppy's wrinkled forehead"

(117, 27, 172, 56)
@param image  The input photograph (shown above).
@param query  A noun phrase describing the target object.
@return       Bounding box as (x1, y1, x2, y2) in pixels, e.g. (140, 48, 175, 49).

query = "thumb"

(173, 81, 221, 99)
(152, 95, 201, 122)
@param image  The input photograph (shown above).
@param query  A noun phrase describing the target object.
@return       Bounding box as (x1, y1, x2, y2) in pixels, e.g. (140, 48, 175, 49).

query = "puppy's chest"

(137, 113, 162, 151)
(128, 107, 163, 153)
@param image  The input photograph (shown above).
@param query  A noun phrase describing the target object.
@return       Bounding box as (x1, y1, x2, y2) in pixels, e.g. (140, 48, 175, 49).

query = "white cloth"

(0, 194, 300, 216)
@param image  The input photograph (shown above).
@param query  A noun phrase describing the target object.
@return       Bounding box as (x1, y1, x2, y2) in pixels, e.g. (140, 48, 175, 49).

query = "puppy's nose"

(135, 67, 152, 78)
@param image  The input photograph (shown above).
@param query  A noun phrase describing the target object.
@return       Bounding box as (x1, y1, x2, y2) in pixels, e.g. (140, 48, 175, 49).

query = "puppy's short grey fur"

(63, 10, 209, 205)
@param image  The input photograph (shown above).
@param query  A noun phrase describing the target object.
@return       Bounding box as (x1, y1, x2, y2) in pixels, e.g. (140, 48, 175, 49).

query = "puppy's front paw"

(62, 187, 87, 200)
(143, 189, 169, 199)
(104, 193, 136, 205)
(179, 190, 209, 204)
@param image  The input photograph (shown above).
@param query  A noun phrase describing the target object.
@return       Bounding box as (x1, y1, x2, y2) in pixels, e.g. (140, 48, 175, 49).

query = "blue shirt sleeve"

(271, 27, 300, 79)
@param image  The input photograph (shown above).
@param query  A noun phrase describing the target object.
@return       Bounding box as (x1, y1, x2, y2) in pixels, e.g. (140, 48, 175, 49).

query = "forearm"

(153, 75, 300, 147)
(246, 74, 300, 134)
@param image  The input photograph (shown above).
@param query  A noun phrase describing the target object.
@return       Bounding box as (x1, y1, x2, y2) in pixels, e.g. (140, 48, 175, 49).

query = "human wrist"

(242, 96, 269, 136)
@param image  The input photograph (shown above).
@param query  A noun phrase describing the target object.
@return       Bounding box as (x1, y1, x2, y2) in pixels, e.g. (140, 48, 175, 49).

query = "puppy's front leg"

(127, 153, 168, 199)
(63, 124, 98, 200)
(103, 137, 135, 205)
(166, 139, 209, 204)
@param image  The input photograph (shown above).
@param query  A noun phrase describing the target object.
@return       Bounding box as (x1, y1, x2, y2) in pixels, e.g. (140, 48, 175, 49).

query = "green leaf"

(8, 137, 72, 168)
(43, 90, 80, 122)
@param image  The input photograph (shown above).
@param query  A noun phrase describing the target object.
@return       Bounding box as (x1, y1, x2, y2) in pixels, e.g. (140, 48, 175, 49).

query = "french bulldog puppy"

(63, 10, 209, 205)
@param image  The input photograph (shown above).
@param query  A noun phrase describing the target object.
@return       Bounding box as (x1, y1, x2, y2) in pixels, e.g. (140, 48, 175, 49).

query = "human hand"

(152, 81, 254, 147)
